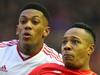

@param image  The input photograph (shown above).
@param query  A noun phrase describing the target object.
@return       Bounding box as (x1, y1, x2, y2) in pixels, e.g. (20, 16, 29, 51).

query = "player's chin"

(63, 57, 74, 66)
(22, 38, 33, 44)
(65, 62, 77, 69)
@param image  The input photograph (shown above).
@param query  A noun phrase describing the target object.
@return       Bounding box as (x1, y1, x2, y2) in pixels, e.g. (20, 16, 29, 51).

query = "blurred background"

(0, 0, 100, 74)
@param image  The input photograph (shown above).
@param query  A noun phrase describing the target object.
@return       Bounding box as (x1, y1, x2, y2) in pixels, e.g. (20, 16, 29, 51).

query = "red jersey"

(29, 63, 97, 75)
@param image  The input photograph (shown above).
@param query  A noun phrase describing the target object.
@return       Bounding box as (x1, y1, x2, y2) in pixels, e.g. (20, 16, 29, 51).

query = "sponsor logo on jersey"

(0, 65, 8, 72)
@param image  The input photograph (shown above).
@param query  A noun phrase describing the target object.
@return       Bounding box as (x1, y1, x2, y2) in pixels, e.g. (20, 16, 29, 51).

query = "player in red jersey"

(29, 23, 97, 75)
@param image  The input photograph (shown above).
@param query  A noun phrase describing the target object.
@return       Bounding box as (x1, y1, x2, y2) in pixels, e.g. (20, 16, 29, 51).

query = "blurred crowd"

(0, 0, 100, 74)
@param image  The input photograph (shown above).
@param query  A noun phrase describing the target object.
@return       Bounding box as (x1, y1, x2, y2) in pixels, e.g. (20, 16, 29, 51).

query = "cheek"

(32, 27, 44, 38)
(76, 47, 87, 59)
(16, 25, 23, 35)
(61, 47, 64, 53)
(74, 45, 83, 55)
(35, 26, 44, 34)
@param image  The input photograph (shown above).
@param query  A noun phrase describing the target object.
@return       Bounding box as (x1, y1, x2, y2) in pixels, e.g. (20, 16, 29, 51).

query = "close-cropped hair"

(20, 3, 50, 22)
(68, 22, 96, 42)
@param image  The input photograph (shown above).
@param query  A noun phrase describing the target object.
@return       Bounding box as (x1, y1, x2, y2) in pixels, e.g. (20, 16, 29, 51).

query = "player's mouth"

(63, 53, 74, 60)
(23, 32, 32, 39)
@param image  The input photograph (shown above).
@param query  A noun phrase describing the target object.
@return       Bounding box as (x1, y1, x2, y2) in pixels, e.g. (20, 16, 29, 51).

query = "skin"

(16, 9, 50, 56)
(61, 28, 94, 70)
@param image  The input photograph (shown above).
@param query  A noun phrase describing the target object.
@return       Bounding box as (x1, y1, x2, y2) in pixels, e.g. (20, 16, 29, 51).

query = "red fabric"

(29, 63, 97, 75)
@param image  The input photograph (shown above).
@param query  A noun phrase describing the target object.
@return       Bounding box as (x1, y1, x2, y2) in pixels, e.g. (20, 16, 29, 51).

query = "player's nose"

(24, 22, 32, 30)
(63, 42, 72, 51)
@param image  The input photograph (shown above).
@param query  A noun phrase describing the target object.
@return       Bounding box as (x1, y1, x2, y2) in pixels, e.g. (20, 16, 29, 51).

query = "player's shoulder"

(43, 43, 58, 53)
(43, 43, 60, 57)
(0, 39, 18, 48)
(42, 43, 63, 64)
(29, 63, 66, 75)
(38, 63, 63, 68)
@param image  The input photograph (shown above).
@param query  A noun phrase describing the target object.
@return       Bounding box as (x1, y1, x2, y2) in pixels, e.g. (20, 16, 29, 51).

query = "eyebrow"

(63, 36, 81, 40)
(20, 15, 41, 20)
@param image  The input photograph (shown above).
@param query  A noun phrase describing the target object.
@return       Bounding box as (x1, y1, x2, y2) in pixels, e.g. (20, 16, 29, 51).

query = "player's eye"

(62, 40, 68, 45)
(19, 16, 27, 24)
(71, 39, 80, 45)
(31, 17, 40, 25)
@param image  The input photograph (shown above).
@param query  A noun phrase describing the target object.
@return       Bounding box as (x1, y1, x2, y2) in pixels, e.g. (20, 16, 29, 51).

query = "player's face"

(61, 28, 94, 69)
(16, 9, 49, 45)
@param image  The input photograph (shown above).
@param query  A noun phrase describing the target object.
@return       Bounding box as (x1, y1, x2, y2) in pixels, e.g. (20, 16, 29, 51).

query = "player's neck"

(80, 60, 91, 70)
(66, 63, 90, 71)
(17, 42, 43, 56)
(80, 65, 90, 70)
(78, 63, 91, 71)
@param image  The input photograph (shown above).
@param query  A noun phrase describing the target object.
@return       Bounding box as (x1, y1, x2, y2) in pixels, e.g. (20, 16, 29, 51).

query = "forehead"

(64, 28, 89, 39)
(20, 9, 44, 18)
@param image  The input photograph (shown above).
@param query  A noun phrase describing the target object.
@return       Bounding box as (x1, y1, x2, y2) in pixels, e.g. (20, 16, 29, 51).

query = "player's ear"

(42, 26, 50, 38)
(88, 44, 94, 56)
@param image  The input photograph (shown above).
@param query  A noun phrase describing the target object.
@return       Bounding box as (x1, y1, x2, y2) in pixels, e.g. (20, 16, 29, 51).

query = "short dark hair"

(20, 3, 50, 21)
(68, 22, 96, 42)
